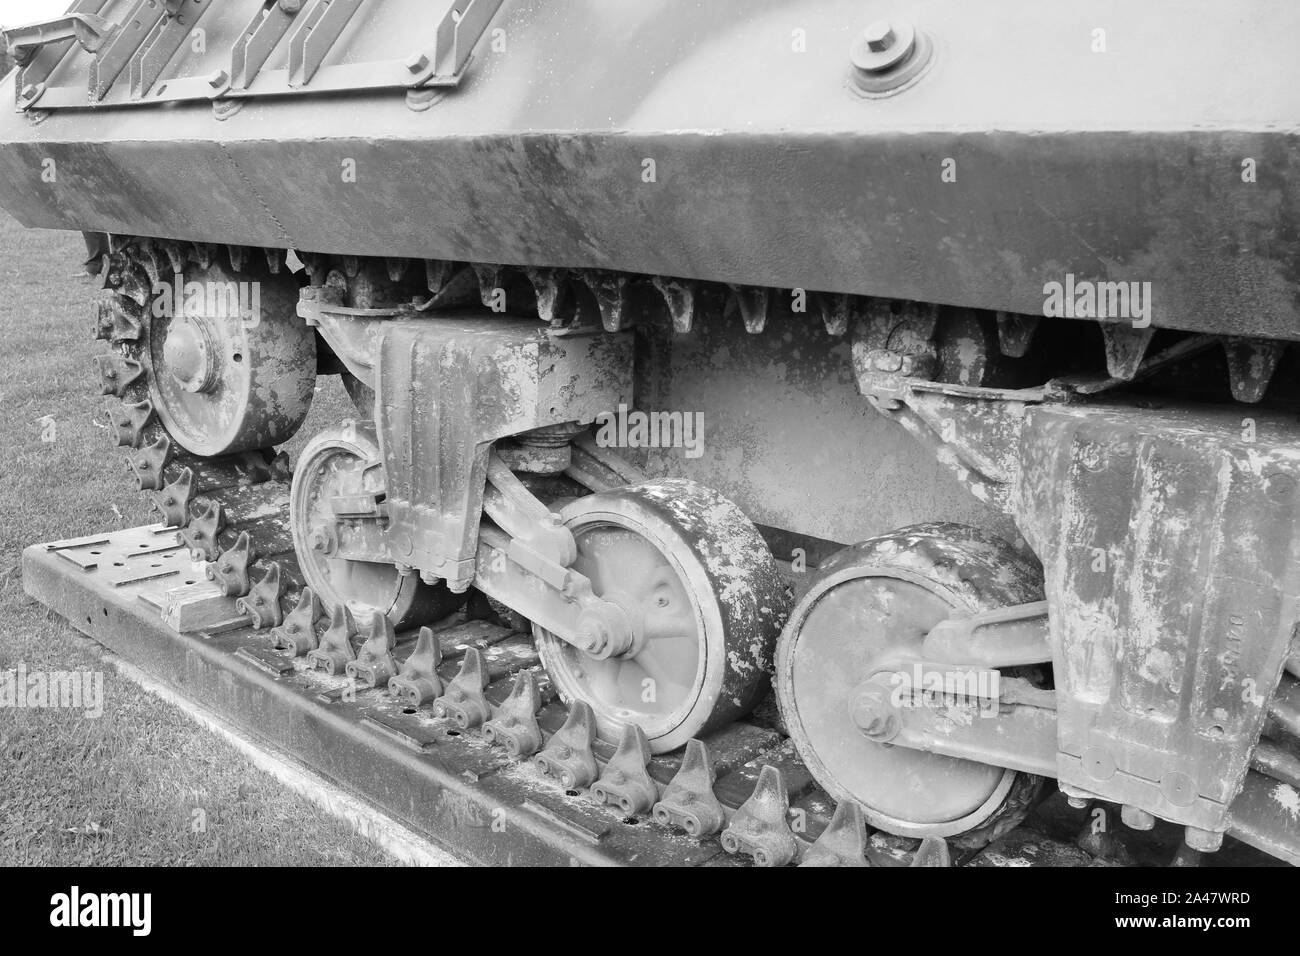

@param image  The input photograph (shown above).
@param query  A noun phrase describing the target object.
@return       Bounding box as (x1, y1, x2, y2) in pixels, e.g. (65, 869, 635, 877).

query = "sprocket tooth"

(526, 268, 572, 327)
(307, 604, 358, 675)
(801, 800, 870, 867)
(720, 765, 797, 867)
(1100, 322, 1155, 380)
(264, 247, 283, 275)
(206, 531, 256, 597)
(651, 276, 697, 334)
(910, 836, 953, 868)
(345, 609, 399, 687)
(816, 292, 852, 337)
(341, 255, 360, 279)
(180, 499, 225, 561)
(591, 723, 656, 815)
(534, 699, 599, 789)
(482, 670, 543, 758)
(1223, 337, 1286, 404)
(388, 625, 444, 706)
(226, 244, 248, 274)
(126, 435, 172, 491)
(95, 290, 143, 343)
(472, 263, 505, 309)
(108, 398, 156, 448)
(235, 562, 286, 630)
(432, 646, 491, 729)
(94, 352, 144, 397)
(193, 242, 216, 270)
(729, 285, 771, 334)
(585, 272, 633, 333)
(651, 738, 725, 837)
(271, 587, 324, 657)
(148, 466, 194, 528)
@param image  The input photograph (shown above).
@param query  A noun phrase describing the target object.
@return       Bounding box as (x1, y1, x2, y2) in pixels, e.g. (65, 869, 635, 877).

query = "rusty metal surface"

(0, 0, 1297, 340)
(373, 318, 632, 592)
(1015, 401, 1300, 835)
(830, 307, 1300, 857)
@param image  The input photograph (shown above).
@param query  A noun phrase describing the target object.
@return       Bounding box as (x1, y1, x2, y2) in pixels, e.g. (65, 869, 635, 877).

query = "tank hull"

(0, 0, 1297, 339)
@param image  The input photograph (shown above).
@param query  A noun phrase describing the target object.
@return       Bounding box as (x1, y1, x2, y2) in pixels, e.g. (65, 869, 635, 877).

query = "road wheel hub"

(162, 318, 221, 394)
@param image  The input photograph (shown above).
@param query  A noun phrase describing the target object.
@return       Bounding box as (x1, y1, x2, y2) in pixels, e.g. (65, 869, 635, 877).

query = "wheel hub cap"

(162, 318, 220, 394)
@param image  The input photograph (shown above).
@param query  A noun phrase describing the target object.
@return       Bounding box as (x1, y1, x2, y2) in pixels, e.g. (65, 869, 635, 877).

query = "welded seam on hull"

(215, 141, 297, 250)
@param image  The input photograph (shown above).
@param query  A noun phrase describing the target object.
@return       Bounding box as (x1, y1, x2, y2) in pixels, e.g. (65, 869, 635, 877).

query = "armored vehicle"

(3, 0, 1298, 865)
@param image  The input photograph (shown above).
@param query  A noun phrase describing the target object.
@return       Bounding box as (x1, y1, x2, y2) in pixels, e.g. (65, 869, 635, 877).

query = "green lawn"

(0, 213, 397, 865)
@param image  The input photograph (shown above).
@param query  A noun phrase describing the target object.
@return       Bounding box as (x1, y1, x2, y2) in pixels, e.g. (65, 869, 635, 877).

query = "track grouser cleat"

(651, 739, 725, 838)
(720, 765, 798, 868)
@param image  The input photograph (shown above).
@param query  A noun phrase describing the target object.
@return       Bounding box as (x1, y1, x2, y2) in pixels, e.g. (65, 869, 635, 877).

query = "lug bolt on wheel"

(850, 687, 898, 741)
(308, 526, 336, 556)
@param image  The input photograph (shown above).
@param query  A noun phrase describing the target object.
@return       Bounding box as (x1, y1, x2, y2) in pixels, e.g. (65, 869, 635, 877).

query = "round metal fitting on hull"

(849, 18, 935, 97)
(148, 258, 316, 456)
(290, 423, 464, 628)
(535, 479, 789, 755)
(775, 523, 1045, 845)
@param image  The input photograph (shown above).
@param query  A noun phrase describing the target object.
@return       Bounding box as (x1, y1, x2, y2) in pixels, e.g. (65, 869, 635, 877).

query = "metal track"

(27, 527, 1263, 867)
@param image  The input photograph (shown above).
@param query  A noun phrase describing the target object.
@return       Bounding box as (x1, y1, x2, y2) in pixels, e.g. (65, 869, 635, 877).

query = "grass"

(0, 213, 397, 865)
